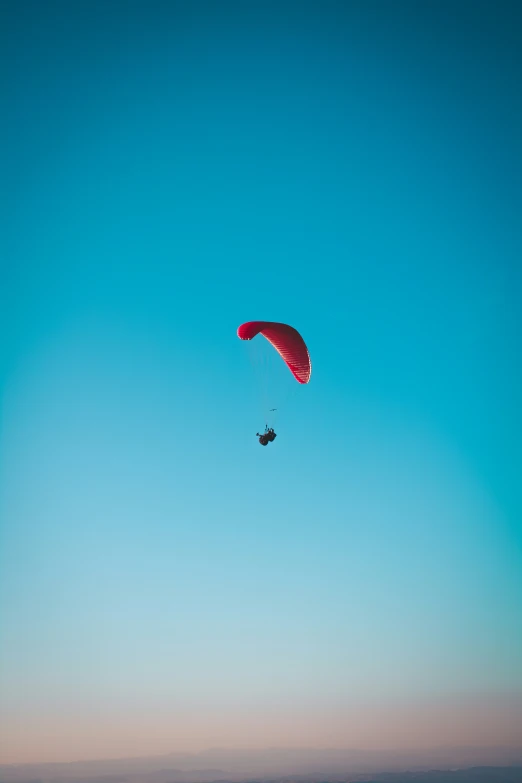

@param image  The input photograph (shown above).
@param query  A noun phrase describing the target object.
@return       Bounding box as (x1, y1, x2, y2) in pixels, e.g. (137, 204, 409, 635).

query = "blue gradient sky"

(1, 0, 521, 765)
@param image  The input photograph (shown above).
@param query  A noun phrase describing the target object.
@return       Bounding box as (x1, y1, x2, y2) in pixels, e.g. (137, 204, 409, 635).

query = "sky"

(1, 0, 522, 767)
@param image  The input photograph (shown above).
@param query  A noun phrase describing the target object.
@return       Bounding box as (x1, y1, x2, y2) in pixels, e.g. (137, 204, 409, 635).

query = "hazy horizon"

(3, 673, 522, 764)
(2, 743, 522, 777)
(2, 0, 521, 769)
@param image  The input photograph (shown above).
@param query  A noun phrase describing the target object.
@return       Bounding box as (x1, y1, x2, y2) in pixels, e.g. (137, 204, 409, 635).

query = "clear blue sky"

(1, 0, 521, 764)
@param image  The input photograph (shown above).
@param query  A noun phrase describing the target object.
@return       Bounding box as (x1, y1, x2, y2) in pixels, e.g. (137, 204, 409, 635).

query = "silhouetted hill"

(2, 775, 522, 783)
(353, 767, 522, 782)
(1, 749, 522, 783)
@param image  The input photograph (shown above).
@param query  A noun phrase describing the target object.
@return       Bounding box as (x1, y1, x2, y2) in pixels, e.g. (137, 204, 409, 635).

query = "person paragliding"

(238, 320, 311, 446)
(256, 425, 277, 446)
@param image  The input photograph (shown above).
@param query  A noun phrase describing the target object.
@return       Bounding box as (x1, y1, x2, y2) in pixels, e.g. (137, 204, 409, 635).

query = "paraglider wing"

(237, 321, 311, 384)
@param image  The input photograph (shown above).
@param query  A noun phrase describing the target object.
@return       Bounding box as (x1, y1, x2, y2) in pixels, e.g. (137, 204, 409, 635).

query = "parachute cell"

(237, 321, 311, 384)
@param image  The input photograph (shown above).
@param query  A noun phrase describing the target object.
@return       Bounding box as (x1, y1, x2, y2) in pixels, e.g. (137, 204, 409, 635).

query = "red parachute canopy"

(237, 321, 311, 384)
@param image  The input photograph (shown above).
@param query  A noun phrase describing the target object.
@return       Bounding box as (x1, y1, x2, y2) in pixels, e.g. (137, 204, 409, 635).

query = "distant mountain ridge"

(353, 767, 522, 782)
(3, 769, 522, 783)
(2, 747, 522, 783)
